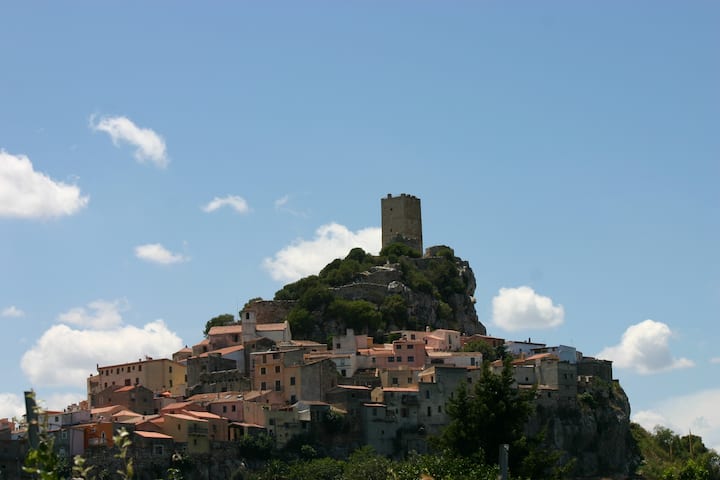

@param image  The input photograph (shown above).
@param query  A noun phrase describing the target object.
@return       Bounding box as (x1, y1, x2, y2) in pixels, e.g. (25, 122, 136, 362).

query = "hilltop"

(266, 243, 486, 343)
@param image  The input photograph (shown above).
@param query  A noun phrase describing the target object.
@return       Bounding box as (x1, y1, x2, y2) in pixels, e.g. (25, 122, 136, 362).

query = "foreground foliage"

(632, 423, 720, 479)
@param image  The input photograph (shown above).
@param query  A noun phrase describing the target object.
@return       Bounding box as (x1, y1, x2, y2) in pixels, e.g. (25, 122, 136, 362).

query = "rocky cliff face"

(527, 378, 638, 477)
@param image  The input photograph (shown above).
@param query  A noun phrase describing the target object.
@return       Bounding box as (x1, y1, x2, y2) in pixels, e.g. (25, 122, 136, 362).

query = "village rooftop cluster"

(0, 301, 613, 473)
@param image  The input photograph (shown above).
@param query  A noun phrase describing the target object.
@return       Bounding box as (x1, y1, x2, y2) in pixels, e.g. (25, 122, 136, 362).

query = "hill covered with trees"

(271, 243, 485, 343)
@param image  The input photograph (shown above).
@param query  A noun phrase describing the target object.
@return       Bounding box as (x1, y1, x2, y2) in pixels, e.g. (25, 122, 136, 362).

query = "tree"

(380, 242, 421, 261)
(203, 313, 235, 337)
(436, 357, 534, 466)
(461, 340, 497, 362)
(326, 299, 382, 333)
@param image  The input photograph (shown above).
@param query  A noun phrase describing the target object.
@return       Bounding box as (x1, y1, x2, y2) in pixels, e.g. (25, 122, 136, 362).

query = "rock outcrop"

(527, 378, 638, 477)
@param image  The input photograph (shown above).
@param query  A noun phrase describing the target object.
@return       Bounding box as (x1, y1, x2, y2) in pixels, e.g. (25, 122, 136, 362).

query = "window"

(138, 365, 142, 371)
(231, 405, 236, 412)
(154, 445, 164, 456)
(290, 376, 296, 386)
(388, 357, 394, 363)
(135, 378, 139, 385)
(223, 406, 227, 413)
(438, 405, 442, 413)
(124, 379, 131, 386)
(425, 390, 430, 399)
(336, 343, 341, 349)
(275, 380, 281, 391)
(396, 345, 402, 350)
(371, 357, 376, 364)
(290, 394, 297, 404)
(427, 406, 432, 417)
(116, 368, 120, 374)
(408, 356, 415, 362)
(169, 379, 173, 387)
(392, 377, 398, 385)
(396, 356, 401, 362)
(169, 366, 173, 373)
(411, 334, 416, 340)
(272, 353, 279, 360)
(260, 367, 266, 375)
(261, 382, 266, 390)
(341, 369, 347, 376)
(275, 366, 280, 373)
(407, 344, 414, 350)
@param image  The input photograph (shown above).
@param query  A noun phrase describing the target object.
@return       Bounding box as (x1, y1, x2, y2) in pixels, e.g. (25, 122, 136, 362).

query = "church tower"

(381, 193, 423, 254)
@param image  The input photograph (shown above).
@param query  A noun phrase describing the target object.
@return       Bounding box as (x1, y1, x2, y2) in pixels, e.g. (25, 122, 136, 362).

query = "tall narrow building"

(381, 193, 423, 254)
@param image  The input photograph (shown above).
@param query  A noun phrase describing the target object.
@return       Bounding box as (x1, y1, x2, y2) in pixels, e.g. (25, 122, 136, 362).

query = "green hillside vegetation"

(631, 423, 720, 479)
(273, 244, 469, 341)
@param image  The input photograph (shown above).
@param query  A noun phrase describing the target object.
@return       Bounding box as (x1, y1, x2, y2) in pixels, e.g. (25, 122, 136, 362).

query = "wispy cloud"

(1, 305, 25, 318)
(0, 150, 89, 219)
(202, 195, 250, 214)
(90, 114, 168, 168)
(491, 286, 565, 331)
(135, 243, 189, 265)
(263, 223, 381, 282)
(274, 194, 308, 217)
(597, 319, 694, 374)
(57, 299, 126, 329)
(633, 388, 720, 453)
(274, 195, 289, 209)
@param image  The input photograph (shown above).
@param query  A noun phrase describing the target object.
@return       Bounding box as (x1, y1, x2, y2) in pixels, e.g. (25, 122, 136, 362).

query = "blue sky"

(1, 1, 718, 449)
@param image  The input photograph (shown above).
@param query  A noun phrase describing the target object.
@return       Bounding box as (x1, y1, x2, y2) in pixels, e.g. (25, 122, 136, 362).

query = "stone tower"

(381, 193, 423, 253)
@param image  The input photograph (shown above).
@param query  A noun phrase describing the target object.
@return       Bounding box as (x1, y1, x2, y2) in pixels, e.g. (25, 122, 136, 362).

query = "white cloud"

(0, 150, 89, 219)
(710, 357, 720, 364)
(597, 319, 694, 374)
(274, 195, 289, 209)
(491, 286, 565, 331)
(0, 393, 25, 420)
(135, 243, 188, 265)
(202, 195, 250, 214)
(2, 305, 25, 317)
(57, 299, 126, 329)
(90, 115, 168, 168)
(273, 194, 307, 218)
(633, 389, 720, 453)
(263, 223, 381, 282)
(21, 320, 182, 389)
(38, 392, 87, 412)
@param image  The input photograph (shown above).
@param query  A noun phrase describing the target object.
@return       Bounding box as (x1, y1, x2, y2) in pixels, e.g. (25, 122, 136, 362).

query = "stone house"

(160, 413, 210, 455)
(91, 384, 154, 415)
(88, 358, 187, 400)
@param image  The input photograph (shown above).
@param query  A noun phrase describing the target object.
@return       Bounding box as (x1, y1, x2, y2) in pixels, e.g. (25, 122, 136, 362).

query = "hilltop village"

(0, 194, 630, 479)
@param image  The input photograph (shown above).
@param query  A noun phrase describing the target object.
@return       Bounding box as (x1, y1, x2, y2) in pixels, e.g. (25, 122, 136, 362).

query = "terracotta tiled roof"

(114, 385, 136, 392)
(186, 411, 222, 420)
(135, 431, 173, 439)
(197, 344, 244, 358)
(256, 323, 287, 332)
(164, 413, 209, 422)
(208, 325, 242, 335)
